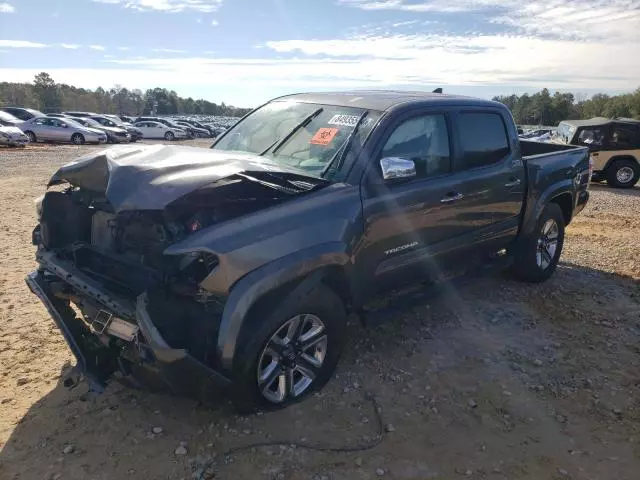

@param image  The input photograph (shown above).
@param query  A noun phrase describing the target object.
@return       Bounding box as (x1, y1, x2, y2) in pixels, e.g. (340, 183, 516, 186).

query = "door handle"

(504, 178, 521, 188)
(440, 192, 464, 203)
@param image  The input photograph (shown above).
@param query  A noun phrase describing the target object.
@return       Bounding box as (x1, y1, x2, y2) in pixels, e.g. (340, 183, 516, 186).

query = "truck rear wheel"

(232, 284, 346, 412)
(509, 203, 565, 283)
(606, 159, 639, 189)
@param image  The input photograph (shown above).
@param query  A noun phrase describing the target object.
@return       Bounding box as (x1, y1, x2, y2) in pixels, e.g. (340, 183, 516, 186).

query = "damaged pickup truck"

(27, 91, 591, 409)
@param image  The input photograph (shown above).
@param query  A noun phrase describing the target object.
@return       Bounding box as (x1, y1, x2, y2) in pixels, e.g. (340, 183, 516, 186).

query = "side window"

(611, 124, 640, 149)
(380, 114, 450, 178)
(457, 112, 510, 169)
(576, 127, 606, 147)
(34, 118, 46, 125)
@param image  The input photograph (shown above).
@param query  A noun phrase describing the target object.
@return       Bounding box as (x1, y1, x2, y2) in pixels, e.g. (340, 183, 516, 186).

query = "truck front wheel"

(232, 284, 346, 411)
(509, 203, 565, 283)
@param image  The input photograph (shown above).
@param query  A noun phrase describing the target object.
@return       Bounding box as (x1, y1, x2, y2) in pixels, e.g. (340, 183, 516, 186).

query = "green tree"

(33, 72, 60, 111)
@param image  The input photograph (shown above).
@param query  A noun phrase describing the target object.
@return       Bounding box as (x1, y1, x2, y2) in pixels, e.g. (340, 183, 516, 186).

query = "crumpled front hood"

(48, 144, 321, 213)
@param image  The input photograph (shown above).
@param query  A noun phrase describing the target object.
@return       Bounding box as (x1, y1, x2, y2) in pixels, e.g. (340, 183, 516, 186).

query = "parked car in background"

(133, 120, 188, 140)
(1, 106, 45, 121)
(553, 117, 640, 188)
(177, 119, 216, 137)
(27, 91, 590, 410)
(174, 120, 210, 137)
(63, 111, 97, 118)
(47, 113, 70, 118)
(119, 115, 134, 124)
(91, 115, 142, 142)
(20, 116, 107, 145)
(0, 111, 29, 147)
(136, 116, 195, 138)
(70, 116, 131, 143)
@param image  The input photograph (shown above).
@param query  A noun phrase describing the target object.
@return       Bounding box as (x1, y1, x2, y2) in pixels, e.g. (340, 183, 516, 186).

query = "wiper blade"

(320, 110, 369, 178)
(259, 107, 324, 156)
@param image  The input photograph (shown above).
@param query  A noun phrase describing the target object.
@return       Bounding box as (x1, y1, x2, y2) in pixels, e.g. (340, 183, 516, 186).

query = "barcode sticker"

(327, 114, 360, 127)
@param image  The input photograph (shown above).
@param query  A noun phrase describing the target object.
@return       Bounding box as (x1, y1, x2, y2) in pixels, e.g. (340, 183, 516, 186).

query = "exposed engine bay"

(30, 145, 328, 387)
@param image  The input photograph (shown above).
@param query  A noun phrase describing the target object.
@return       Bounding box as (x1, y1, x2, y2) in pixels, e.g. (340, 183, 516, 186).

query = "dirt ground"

(0, 141, 639, 480)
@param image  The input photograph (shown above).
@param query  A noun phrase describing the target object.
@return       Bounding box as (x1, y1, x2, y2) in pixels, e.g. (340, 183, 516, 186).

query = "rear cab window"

(456, 112, 510, 170)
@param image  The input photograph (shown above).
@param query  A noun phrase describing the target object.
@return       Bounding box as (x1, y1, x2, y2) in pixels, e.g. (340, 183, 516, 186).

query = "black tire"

(71, 133, 85, 145)
(25, 131, 36, 143)
(509, 203, 565, 283)
(164, 131, 175, 141)
(232, 284, 347, 412)
(606, 159, 640, 189)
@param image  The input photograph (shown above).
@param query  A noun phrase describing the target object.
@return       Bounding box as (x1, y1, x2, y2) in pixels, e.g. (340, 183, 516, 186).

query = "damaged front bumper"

(25, 265, 232, 402)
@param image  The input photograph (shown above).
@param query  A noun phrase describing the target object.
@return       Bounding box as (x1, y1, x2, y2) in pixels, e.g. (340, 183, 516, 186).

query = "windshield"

(105, 115, 125, 126)
(212, 101, 381, 180)
(0, 111, 20, 124)
(63, 118, 88, 129)
(80, 118, 103, 128)
(552, 122, 576, 144)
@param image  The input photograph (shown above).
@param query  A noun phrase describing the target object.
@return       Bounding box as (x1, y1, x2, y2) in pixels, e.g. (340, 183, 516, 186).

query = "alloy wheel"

(256, 314, 327, 403)
(536, 219, 559, 269)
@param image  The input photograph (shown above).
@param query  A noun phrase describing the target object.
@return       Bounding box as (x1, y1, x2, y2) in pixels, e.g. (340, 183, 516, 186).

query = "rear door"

(449, 110, 525, 245)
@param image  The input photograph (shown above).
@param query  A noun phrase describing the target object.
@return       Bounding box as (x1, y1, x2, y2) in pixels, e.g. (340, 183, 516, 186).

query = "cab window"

(379, 114, 451, 178)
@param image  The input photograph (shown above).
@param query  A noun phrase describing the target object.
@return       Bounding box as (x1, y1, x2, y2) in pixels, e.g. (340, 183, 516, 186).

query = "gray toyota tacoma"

(26, 91, 591, 410)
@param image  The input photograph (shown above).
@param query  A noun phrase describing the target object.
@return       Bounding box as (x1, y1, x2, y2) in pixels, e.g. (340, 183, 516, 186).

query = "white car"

(0, 111, 29, 147)
(0, 125, 29, 147)
(133, 121, 188, 140)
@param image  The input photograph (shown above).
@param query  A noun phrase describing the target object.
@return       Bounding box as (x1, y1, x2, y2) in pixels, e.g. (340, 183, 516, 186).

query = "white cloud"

(211, 19, 218, 26)
(0, 40, 47, 48)
(338, 0, 640, 42)
(60, 43, 80, 49)
(89, 45, 106, 51)
(118, 46, 131, 51)
(0, 3, 15, 13)
(90, 0, 224, 13)
(152, 48, 187, 53)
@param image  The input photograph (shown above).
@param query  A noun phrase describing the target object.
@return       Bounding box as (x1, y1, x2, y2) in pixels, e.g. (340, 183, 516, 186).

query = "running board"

(360, 254, 513, 326)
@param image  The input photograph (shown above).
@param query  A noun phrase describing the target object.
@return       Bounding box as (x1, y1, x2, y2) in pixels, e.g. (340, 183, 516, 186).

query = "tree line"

(0, 72, 252, 117)
(492, 87, 640, 126)
(2, 73, 639, 124)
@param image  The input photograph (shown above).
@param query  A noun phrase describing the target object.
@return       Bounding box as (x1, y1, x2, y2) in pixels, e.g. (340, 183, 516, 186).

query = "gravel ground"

(0, 142, 639, 480)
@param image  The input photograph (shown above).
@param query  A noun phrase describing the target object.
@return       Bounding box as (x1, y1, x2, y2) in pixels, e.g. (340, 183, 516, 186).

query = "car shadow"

(1, 262, 638, 480)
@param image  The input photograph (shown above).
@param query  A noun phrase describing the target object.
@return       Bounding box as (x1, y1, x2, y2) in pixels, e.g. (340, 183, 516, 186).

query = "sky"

(0, 0, 639, 107)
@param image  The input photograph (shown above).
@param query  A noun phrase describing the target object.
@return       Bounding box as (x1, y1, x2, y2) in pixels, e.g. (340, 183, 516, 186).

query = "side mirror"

(63, 124, 69, 128)
(380, 157, 416, 181)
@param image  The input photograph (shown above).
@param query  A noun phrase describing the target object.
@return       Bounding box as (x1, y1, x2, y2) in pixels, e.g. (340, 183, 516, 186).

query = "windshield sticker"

(328, 114, 360, 127)
(310, 127, 339, 146)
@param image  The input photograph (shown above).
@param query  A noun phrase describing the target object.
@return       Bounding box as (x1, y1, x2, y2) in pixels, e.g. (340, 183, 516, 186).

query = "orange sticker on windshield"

(310, 127, 339, 146)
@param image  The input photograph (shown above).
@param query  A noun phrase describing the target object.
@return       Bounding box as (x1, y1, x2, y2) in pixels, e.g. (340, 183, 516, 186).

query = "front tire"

(71, 133, 85, 145)
(25, 131, 36, 143)
(606, 159, 639, 189)
(509, 203, 565, 283)
(164, 131, 175, 141)
(232, 284, 346, 411)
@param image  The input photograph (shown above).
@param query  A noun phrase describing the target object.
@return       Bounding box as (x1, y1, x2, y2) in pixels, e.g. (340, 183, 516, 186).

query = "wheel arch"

(549, 191, 573, 227)
(521, 180, 574, 236)
(604, 154, 639, 171)
(217, 243, 356, 371)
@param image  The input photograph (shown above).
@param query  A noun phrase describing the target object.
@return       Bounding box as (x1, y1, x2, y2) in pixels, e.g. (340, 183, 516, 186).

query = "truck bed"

(519, 139, 585, 159)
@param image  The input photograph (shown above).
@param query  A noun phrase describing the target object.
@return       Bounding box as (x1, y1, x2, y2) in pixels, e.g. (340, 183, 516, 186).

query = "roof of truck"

(274, 90, 502, 111)
(562, 117, 640, 127)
